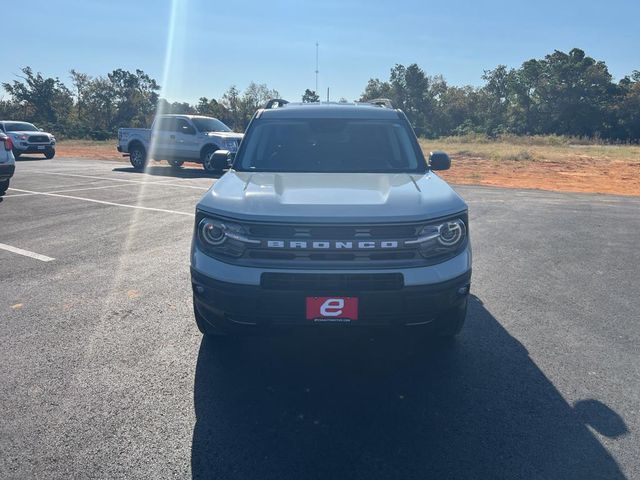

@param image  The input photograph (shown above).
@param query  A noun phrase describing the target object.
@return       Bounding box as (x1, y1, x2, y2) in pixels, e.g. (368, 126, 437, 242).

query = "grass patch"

(419, 136, 640, 164)
(503, 150, 533, 161)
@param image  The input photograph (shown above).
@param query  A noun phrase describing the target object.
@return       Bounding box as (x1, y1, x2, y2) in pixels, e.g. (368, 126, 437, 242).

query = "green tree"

(70, 70, 116, 138)
(616, 71, 640, 141)
(196, 97, 231, 124)
(359, 78, 392, 101)
(2, 67, 74, 133)
(533, 49, 615, 137)
(108, 68, 160, 130)
(302, 89, 320, 103)
(221, 85, 242, 130)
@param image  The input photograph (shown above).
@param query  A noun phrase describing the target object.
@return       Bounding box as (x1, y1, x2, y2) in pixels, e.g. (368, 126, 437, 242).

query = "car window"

(175, 119, 195, 135)
(4, 122, 39, 132)
(236, 118, 425, 173)
(155, 117, 177, 132)
(191, 117, 231, 133)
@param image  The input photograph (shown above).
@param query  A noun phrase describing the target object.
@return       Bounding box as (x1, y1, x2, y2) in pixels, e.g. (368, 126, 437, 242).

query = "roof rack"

(366, 98, 395, 109)
(263, 99, 289, 109)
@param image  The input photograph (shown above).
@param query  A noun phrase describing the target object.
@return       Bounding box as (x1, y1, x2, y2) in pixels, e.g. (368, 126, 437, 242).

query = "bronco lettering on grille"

(265, 240, 399, 249)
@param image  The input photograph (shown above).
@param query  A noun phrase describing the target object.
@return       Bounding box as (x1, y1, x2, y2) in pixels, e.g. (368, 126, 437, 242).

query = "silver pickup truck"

(117, 114, 243, 172)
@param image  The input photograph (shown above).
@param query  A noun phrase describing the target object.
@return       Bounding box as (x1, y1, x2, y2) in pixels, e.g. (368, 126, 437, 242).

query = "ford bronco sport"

(190, 100, 471, 337)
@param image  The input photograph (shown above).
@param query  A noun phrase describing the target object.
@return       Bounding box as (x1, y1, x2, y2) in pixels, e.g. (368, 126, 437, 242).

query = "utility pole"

(315, 42, 319, 95)
(327, 87, 330, 102)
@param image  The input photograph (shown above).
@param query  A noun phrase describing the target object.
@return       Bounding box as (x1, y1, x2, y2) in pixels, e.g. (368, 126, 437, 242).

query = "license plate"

(306, 297, 358, 322)
(37, 146, 45, 150)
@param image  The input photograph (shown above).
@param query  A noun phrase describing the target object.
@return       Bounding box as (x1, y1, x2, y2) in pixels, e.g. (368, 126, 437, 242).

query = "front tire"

(435, 297, 468, 338)
(44, 148, 55, 159)
(201, 146, 221, 174)
(12, 150, 21, 159)
(0, 179, 9, 196)
(129, 144, 147, 170)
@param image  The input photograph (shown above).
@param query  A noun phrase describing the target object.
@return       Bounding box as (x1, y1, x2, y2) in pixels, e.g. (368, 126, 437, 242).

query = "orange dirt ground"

(54, 141, 640, 197)
(437, 155, 640, 196)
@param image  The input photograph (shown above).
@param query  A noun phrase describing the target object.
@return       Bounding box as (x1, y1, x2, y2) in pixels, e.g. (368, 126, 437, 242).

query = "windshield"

(191, 117, 231, 133)
(235, 118, 426, 173)
(4, 122, 39, 132)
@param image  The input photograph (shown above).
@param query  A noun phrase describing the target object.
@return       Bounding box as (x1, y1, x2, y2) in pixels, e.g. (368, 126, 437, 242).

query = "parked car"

(117, 115, 243, 172)
(0, 121, 56, 159)
(190, 99, 471, 338)
(0, 132, 16, 195)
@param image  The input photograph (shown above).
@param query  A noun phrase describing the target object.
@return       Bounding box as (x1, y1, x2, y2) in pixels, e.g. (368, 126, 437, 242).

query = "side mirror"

(429, 151, 451, 171)
(211, 150, 231, 170)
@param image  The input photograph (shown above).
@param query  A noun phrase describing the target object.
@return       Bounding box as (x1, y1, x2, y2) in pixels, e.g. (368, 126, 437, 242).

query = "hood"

(198, 172, 467, 223)
(205, 131, 243, 139)
(9, 131, 53, 137)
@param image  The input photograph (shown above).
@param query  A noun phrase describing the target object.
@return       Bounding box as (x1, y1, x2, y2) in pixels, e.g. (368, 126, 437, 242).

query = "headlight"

(222, 139, 238, 151)
(406, 216, 467, 260)
(437, 220, 465, 246)
(197, 216, 258, 258)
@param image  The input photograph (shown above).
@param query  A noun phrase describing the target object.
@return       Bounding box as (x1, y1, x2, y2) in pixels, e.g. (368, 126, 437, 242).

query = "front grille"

(247, 224, 418, 239)
(196, 211, 468, 269)
(242, 220, 425, 267)
(261, 273, 404, 291)
(28, 135, 50, 143)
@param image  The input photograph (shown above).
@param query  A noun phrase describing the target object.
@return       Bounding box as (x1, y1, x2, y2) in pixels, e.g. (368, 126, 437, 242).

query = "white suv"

(0, 121, 56, 159)
(190, 100, 471, 338)
(0, 133, 16, 195)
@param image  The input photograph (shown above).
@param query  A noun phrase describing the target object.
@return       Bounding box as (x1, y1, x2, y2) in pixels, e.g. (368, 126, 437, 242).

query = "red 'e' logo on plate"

(306, 297, 358, 321)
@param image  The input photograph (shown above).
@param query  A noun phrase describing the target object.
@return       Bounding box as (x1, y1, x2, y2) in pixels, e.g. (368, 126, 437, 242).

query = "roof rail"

(263, 98, 289, 109)
(367, 98, 394, 109)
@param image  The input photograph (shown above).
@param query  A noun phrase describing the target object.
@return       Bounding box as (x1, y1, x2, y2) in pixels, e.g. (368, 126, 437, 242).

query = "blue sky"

(2, 0, 639, 103)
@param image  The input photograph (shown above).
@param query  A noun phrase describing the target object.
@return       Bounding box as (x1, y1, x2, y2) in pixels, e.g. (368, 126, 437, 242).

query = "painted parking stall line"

(0, 243, 55, 262)
(26, 170, 209, 190)
(7, 188, 195, 217)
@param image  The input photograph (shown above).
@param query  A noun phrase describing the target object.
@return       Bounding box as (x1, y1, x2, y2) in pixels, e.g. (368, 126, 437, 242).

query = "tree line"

(1, 48, 638, 141)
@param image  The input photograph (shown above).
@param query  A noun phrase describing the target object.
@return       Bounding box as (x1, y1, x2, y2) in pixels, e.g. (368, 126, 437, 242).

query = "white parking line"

(8, 188, 195, 217)
(45, 183, 152, 194)
(27, 170, 209, 190)
(0, 243, 55, 262)
(4, 183, 144, 197)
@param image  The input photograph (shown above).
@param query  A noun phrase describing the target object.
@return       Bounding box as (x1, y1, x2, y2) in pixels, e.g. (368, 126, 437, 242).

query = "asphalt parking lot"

(1, 156, 639, 479)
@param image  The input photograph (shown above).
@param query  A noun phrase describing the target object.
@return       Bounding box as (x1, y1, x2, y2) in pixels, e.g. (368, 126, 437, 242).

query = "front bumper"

(0, 164, 15, 180)
(191, 266, 471, 333)
(15, 144, 54, 154)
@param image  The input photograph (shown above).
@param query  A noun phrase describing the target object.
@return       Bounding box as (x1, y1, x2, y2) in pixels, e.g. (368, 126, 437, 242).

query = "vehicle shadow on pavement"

(191, 296, 628, 480)
(112, 166, 223, 179)
(15, 156, 52, 162)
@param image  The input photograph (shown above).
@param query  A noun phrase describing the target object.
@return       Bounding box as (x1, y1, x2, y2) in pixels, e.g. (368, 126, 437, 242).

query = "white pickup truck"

(117, 115, 243, 172)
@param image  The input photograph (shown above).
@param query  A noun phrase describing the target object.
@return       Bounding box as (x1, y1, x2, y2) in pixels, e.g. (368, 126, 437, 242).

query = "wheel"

(129, 144, 147, 170)
(168, 159, 184, 168)
(201, 146, 221, 174)
(12, 149, 20, 159)
(0, 179, 9, 196)
(435, 297, 468, 338)
(44, 148, 55, 159)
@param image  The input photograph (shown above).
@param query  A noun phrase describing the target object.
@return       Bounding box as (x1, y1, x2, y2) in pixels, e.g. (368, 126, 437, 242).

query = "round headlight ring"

(201, 220, 227, 246)
(438, 219, 465, 247)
